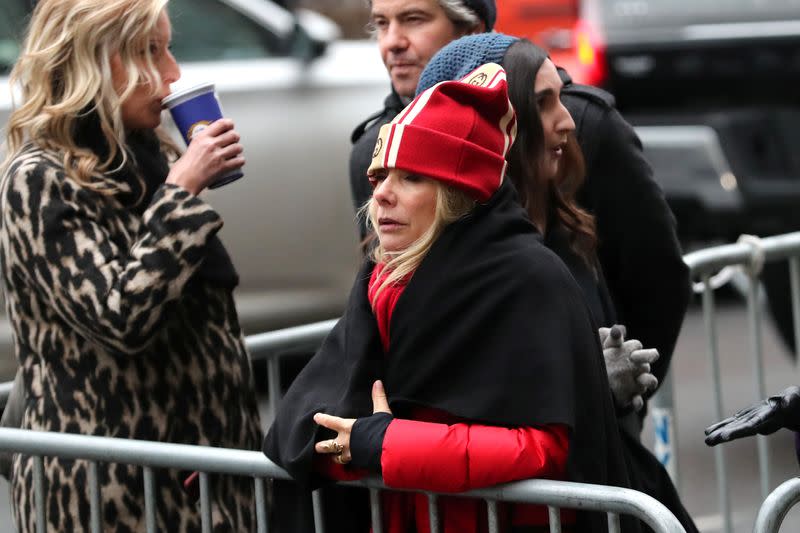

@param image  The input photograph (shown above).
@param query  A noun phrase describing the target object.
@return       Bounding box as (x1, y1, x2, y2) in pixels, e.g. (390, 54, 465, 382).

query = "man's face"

(370, 0, 466, 99)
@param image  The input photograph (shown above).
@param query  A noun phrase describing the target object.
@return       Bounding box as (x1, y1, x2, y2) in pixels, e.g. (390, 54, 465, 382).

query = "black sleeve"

(579, 105, 691, 388)
(349, 412, 393, 472)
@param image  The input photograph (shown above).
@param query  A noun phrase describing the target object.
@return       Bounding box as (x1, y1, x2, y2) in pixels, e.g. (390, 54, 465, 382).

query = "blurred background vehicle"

(0, 0, 387, 382)
(495, 0, 800, 352)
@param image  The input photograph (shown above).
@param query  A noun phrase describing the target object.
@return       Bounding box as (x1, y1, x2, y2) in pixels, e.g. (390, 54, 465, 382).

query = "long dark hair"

(503, 39, 597, 267)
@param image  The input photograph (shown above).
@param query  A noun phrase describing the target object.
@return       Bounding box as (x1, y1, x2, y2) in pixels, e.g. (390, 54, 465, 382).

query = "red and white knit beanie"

(368, 63, 517, 203)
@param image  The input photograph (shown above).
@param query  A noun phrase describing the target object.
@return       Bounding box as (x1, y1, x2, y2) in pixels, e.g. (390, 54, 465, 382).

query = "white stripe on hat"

(385, 124, 405, 168)
(499, 101, 515, 159)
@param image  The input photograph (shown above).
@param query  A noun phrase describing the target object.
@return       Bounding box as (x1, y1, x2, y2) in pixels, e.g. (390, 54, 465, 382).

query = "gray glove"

(704, 385, 800, 446)
(599, 325, 660, 412)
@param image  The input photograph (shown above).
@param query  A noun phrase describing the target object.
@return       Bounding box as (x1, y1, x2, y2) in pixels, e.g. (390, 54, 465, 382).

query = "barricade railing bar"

(244, 318, 338, 410)
(0, 427, 686, 533)
(754, 477, 800, 533)
(651, 231, 800, 533)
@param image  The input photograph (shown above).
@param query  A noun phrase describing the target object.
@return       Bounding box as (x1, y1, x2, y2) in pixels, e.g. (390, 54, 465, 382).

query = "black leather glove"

(704, 385, 800, 446)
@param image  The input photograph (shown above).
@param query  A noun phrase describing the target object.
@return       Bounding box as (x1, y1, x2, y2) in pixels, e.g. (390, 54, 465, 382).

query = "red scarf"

(368, 263, 409, 352)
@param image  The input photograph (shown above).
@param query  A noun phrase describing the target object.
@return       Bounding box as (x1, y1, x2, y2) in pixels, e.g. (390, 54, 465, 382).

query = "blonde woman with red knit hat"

(264, 64, 637, 533)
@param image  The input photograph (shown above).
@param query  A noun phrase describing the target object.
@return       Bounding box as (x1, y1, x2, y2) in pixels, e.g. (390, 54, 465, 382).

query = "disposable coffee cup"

(161, 82, 243, 188)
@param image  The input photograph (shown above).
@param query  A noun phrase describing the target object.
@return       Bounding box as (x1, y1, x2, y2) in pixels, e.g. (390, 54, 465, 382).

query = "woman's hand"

(599, 325, 659, 411)
(314, 380, 392, 465)
(166, 119, 245, 195)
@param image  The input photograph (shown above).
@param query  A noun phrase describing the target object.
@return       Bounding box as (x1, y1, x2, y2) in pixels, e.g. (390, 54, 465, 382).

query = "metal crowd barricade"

(0, 426, 686, 533)
(0, 316, 689, 532)
(754, 477, 800, 533)
(650, 231, 800, 533)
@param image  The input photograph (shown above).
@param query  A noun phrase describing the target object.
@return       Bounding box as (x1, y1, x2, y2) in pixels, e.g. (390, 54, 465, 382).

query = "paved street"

(0, 298, 799, 531)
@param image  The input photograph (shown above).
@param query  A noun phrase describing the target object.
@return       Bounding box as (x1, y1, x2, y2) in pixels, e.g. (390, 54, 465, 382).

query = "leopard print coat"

(0, 145, 263, 532)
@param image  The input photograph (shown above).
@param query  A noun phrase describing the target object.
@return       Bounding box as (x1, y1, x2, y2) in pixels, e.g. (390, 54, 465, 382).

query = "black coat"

(559, 74, 690, 391)
(546, 224, 698, 533)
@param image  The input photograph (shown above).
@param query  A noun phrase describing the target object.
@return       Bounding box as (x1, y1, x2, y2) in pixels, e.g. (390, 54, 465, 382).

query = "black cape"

(546, 222, 698, 533)
(264, 181, 638, 532)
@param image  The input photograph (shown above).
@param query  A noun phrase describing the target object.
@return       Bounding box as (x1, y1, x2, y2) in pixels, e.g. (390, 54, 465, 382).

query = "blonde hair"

(364, 181, 476, 303)
(3, 0, 172, 186)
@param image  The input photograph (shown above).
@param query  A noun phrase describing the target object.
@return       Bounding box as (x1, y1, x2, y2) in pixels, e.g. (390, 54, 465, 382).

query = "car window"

(0, 0, 30, 75)
(169, 0, 286, 62)
(0, 0, 293, 73)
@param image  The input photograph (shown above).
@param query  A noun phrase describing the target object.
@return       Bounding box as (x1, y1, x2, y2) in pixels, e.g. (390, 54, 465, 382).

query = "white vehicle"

(0, 0, 390, 380)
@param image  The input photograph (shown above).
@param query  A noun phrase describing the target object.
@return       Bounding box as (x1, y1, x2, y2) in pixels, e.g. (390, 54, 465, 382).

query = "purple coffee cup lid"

(161, 82, 216, 109)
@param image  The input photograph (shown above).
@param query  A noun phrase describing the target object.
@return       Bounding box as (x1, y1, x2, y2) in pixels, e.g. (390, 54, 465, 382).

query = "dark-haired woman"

(418, 34, 698, 533)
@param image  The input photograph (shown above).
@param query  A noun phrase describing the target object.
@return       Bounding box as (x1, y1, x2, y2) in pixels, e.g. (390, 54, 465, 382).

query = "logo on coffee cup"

(187, 120, 212, 140)
(372, 137, 383, 158)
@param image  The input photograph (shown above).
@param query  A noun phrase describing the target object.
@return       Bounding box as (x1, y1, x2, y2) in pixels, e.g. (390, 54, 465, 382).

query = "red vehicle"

(496, 0, 607, 87)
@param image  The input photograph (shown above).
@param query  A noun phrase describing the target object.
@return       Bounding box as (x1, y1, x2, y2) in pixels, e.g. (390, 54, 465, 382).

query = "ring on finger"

(330, 440, 343, 455)
(333, 454, 349, 465)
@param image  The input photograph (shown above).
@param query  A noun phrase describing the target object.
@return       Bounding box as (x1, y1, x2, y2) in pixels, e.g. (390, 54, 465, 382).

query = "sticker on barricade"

(653, 406, 677, 482)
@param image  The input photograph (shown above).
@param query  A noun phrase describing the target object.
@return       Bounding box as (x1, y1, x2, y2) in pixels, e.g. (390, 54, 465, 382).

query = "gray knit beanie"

(417, 33, 519, 96)
(464, 0, 497, 31)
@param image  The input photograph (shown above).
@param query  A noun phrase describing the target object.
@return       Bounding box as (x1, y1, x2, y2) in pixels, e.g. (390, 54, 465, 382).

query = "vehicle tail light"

(494, 1, 608, 87)
(572, 18, 608, 87)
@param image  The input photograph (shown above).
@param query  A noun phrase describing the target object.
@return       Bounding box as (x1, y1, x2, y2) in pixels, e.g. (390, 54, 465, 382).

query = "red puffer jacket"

(318, 404, 570, 533)
(315, 265, 573, 533)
